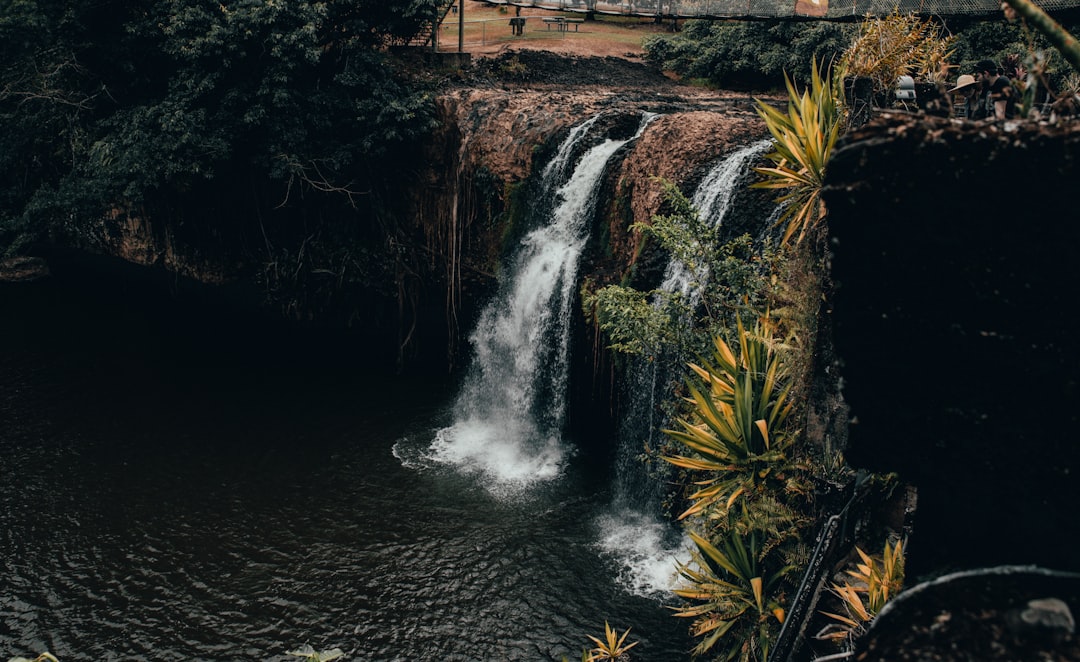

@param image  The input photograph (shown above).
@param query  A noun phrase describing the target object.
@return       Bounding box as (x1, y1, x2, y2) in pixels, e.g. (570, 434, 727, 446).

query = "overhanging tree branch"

(1001, 0, 1080, 74)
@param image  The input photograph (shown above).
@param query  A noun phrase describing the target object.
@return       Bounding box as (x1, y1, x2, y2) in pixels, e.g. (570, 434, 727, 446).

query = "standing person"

(976, 59, 1018, 120)
(949, 74, 987, 119)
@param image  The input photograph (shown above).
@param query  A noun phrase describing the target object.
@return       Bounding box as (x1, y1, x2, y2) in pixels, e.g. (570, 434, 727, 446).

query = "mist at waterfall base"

(416, 115, 619, 496)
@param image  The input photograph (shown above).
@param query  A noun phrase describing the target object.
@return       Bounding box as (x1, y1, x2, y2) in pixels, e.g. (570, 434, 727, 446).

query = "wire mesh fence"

(479, 0, 1080, 19)
(435, 16, 584, 50)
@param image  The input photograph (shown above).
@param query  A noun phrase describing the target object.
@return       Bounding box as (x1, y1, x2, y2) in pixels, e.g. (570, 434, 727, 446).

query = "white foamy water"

(596, 510, 692, 598)
(425, 113, 659, 495)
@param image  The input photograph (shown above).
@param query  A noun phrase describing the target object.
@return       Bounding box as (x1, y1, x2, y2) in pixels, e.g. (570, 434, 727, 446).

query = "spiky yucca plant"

(752, 60, 842, 245)
(662, 316, 801, 523)
(673, 528, 792, 661)
(585, 622, 639, 661)
(820, 538, 906, 644)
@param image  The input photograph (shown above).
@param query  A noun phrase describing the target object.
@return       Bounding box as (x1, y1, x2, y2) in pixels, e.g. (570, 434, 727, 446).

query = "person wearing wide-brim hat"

(949, 74, 978, 93)
(949, 73, 987, 119)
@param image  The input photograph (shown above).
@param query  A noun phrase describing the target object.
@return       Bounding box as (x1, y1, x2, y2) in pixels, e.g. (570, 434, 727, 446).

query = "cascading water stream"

(660, 139, 775, 301)
(597, 139, 773, 598)
(423, 112, 658, 498)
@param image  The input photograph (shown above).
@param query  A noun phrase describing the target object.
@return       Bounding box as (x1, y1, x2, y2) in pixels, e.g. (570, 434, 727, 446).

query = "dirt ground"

(436, 0, 677, 60)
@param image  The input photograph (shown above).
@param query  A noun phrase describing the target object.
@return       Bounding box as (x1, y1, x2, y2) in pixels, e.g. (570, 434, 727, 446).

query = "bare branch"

(275, 155, 370, 208)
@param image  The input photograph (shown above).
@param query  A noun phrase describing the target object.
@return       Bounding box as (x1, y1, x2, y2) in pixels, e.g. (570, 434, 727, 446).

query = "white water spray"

(428, 113, 658, 496)
(600, 139, 773, 597)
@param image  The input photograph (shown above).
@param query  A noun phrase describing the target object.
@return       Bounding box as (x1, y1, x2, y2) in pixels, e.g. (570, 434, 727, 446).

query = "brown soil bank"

(438, 0, 671, 59)
(465, 48, 675, 87)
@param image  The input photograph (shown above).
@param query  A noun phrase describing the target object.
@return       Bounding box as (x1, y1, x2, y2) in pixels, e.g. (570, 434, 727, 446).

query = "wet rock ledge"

(0, 256, 49, 282)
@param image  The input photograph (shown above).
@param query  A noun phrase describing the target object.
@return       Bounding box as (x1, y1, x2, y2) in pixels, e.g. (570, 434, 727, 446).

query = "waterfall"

(659, 139, 774, 301)
(597, 139, 773, 598)
(427, 112, 658, 498)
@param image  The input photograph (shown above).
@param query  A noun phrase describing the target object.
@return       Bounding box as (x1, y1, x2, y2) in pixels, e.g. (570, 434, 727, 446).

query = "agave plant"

(585, 621, 639, 661)
(7, 654, 59, 662)
(820, 538, 906, 644)
(662, 315, 799, 522)
(673, 528, 792, 661)
(752, 59, 843, 245)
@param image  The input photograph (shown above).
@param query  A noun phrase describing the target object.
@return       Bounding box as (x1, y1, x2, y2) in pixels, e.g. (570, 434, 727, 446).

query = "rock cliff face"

(422, 91, 767, 275)
(822, 111, 1080, 580)
(407, 52, 774, 365)
(34, 52, 775, 372)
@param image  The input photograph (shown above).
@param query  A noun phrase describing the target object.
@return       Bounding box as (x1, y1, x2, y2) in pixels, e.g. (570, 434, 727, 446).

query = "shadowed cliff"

(822, 109, 1080, 660)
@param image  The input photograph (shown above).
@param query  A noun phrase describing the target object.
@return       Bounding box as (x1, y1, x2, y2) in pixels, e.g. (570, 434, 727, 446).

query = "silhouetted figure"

(976, 59, 1017, 120)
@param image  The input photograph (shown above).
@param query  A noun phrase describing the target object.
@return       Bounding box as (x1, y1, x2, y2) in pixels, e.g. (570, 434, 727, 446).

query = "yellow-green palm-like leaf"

(690, 529, 747, 579)
(821, 539, 906, 642)
(662, 316, 796, 519)
(9, 655, 60, 662)
(585, 622, 639, 661)
(672, 528, 792, 659)
(753, 59, 842, 245)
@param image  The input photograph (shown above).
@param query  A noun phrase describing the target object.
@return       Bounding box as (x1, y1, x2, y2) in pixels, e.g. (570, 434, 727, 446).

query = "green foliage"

(0, 0, 441, 256)
(753, 60, 842, 245)
(951, 15, 1079, 75)
(643, 20, 854, 90)
(839, 12, 955, 91)
(637, 179, 719, 280)
(582, 181, 777, 363)
(583, 283, 686, 356)
(949, 18, 1031, 72)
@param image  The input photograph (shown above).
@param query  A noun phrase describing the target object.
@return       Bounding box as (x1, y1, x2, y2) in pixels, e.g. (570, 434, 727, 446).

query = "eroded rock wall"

(38, 53, 776, 372)
(412, 62, 771, 366)
(822, 111, 1080, 578)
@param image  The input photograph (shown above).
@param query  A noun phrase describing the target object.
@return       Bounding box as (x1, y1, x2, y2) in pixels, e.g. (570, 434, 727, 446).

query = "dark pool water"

(0, 273, 692, 661)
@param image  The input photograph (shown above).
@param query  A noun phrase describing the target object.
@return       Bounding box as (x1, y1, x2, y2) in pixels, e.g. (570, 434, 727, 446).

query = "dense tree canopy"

(643, 20, 854, 90)
(0, 0, 445, 255)
(643, 13, 1080, 92)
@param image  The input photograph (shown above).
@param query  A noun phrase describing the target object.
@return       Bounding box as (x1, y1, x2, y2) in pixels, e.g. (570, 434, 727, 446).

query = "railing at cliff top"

(480, 0, 1080, 19)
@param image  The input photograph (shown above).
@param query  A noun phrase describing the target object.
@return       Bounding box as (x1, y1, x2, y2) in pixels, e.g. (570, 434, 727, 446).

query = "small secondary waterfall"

(428, 112, 657, 497)
(660, 138, 775, 302)
(597, 139, 773, 597)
